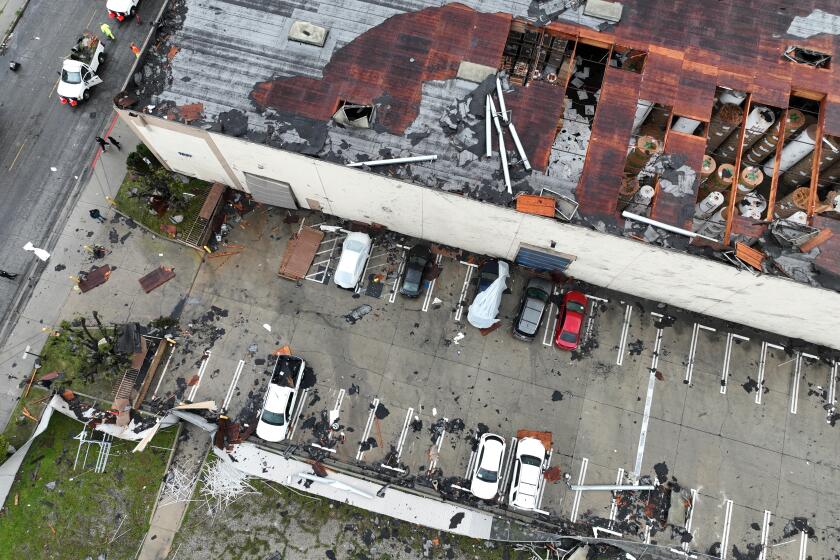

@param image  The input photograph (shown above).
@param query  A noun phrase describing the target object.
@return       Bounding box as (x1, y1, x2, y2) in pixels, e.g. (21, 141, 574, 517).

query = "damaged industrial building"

(115, 0, 840, 351)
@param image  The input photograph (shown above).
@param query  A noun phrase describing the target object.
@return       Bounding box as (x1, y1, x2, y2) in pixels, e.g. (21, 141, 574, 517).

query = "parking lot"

(151, 207, 840, 559)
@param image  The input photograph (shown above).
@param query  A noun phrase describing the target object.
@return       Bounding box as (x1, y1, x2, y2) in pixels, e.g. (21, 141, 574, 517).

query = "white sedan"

(256, 355, 305, 442)
(334, 232, 372, 289)
(469, 433, 506, 500)
(507, 437, 547, 511)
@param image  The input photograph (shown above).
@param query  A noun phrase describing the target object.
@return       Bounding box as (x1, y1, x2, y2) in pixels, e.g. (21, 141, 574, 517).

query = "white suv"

(507, 437, 547, 511)
(256, 355, 305, 442)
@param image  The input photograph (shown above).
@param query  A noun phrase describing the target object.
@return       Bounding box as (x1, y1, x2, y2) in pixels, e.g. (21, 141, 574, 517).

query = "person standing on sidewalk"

(107, 136, 122, 150)
(89, 209, 106, 223)
(100, 23, 115, 41)
(95, 136, 108, 152)
(130, 42, 141, 58)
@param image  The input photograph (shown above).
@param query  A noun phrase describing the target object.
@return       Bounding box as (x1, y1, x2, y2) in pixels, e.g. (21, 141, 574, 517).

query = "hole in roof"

(333, 100, 374, 129)
(783, 46, 831, 69)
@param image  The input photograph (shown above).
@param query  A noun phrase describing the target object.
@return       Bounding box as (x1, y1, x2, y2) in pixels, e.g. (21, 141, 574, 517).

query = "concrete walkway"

(0, 114, 202, 430)
(138, 422, 210, 560)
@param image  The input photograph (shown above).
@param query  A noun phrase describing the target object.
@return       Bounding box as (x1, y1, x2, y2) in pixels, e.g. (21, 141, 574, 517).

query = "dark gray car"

(512, 278, 553, 341)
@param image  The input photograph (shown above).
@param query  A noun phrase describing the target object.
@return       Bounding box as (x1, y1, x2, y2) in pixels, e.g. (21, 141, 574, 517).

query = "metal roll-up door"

(514, 244, 576, 272)
(244, 172, 298, 209)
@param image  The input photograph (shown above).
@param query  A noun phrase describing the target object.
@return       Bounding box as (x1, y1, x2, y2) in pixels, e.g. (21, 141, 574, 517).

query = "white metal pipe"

(622, 210, 719, 242)
(495, 75, 508, 123)
(484, 95, 492, 158)
(569, 484, 656, 492)
(508, 122, 532, 171)
(498, 128, 511, 193)
(347, 155, 437, 168)
(764, 123, 817, 176)
(489, 95, 503, 135)
(671, 117, 701, 134)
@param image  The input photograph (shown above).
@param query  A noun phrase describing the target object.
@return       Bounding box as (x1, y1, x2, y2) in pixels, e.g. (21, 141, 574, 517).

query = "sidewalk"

(0, 114, 202, 429)
(0, 0, 29, 48)
(138, 422, 211, 560)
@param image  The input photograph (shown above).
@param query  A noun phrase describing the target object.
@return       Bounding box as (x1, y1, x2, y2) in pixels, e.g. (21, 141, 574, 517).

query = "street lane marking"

(608, 467, 625, 528)
(543, 286, 560, 347)
(829, 360, 838, 406)
(421, 254, 443, 312)
(388, 247, 408, 303)
(758, 510, 771, 560)
(454, 263, 476, 323)
(356, 397, 380, 461)
(633, 323, 663, 478)
(570, 457, 588, 522)
(682, 488, 698, 553)
(616, 304, 632, 366)
(756, 341, 782, 404)
(721, 333, 749, 395)
(798, 530, 807, 560)
(186, 351, 211, 402)
(221, 359, 246, 410)
(8, 140, 26, 171)
(720, 499, 733, 559)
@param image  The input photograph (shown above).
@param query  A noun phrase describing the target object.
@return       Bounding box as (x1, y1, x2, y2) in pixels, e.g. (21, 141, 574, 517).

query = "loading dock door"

(244, 172, 298, 209)
(515, 244, 576, 272)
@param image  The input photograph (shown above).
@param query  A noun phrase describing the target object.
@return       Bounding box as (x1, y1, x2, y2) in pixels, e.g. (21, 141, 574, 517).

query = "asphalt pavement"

(0, 0, 164, 345)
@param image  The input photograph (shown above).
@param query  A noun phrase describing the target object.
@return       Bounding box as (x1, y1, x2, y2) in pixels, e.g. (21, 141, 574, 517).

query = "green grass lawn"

(0, 413, 177, 560)
(114, 171, 211, 239)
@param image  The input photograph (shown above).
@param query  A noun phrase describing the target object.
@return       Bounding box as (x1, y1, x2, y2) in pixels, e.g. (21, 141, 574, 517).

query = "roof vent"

(333, 101, 374, 129)
(289, 21, 328, 47)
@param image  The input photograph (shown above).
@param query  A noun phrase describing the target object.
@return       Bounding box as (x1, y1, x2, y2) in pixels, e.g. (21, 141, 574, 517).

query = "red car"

(554, 291, 588, 350)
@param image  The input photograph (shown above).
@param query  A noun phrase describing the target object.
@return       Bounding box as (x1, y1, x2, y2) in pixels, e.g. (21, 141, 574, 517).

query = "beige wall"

(119, 110, 840, 351)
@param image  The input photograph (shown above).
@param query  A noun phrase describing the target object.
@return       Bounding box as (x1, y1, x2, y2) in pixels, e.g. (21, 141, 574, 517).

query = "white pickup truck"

(106, 0, 140, 22)
(57, 33, 105, 107)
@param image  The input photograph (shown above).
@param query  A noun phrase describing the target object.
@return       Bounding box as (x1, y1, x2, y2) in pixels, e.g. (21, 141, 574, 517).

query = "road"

(0, 0, 163, 343)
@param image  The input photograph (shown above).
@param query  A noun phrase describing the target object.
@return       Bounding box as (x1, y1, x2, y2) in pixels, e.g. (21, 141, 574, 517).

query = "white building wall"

(120, 111, 840, 351)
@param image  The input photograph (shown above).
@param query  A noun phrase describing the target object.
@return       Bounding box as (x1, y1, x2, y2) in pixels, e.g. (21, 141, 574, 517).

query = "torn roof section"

(125, 0, 840, 290)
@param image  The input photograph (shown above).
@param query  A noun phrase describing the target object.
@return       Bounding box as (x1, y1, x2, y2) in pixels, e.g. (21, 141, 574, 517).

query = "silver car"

(513, 278, 553, 341)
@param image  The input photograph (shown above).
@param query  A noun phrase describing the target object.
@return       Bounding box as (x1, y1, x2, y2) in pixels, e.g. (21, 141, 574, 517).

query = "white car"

(106, 0, 140, 20)
(256, 355, 305, 442)
(333, 232, 372, 289)
(507, 437, 547, 511)
(469, 433, 506, 500)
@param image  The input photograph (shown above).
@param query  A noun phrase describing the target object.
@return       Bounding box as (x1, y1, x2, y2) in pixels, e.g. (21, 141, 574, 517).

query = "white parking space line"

(465, 449, 477, 479)
(356, 397, 380, 461)
(186, 351, 211, 402)
(332, 389, 346, 417)
(394, 407, 414, 462)
(388, 247, 408, 303)
(151, 346, 175, 400)
(758, 510, 771, 560)
(685, 323, 716, 385)
(616, 304, 633, 366)
(498, 436, 517, 498)
(542, 286, 560, 347)
(287, 387, 309, 440)
(721, 334, 749, 395)
(454, 263, 476, 323)
(222, 359, 246, 411)
(790, 352, 804, 414)
(570, 457, 589, 523)
(756, 341, 782, 404)
(829, 360, 838, 406)
(428, 417, 448, 471)
(305, 232, 345, 284)
(633, 319, 663, 478)
(587, 294, 609, 303)
(354, 243, 379, 294)
(682, 488, 698, 553)
(421, 254, 443, 312)
(608, 467, 625, 528)
(798, 530, 808, 560)
(720, 499, 733, 559)
(644, 525, 651, 544)
(535, 447, 552, 510)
